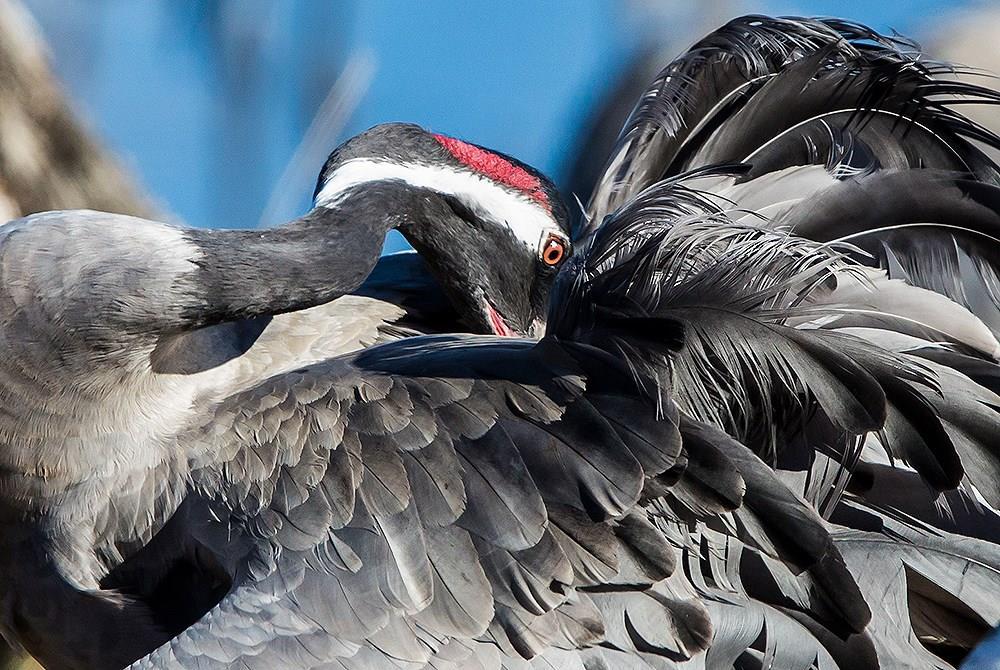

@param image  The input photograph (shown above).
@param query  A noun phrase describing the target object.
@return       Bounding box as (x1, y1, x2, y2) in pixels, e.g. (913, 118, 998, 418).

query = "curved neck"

(179, 184, 424, 329)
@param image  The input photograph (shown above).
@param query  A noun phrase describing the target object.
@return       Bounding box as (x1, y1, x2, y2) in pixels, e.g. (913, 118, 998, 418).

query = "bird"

(0, 121, 579, 669)
(4, 14, 1000, 670)
(0, 153, 881, 670)
(0, 112, 855, 670)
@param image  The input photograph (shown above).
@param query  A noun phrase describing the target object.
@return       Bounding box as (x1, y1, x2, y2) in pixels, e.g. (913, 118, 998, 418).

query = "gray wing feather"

(130, 319, 880, 669)
(133, 336, 686, 668)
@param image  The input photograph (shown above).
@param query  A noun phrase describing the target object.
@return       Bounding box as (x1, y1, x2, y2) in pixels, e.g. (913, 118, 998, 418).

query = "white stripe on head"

(314, 158, 559, 251)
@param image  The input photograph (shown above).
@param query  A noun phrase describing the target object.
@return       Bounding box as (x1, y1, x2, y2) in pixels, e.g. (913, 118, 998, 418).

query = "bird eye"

(541, 235, 567, 267)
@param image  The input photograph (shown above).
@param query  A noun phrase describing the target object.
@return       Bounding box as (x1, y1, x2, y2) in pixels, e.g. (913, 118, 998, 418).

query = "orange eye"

(541, 236, 567, 266)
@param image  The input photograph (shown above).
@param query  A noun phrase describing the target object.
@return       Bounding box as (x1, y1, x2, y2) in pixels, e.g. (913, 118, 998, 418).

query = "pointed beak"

(485, 300, 516, 337)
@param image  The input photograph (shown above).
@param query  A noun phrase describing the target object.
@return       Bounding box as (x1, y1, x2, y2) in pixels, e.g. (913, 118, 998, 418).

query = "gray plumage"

(0, 122, 576, 669)
(0, 180, 877, 670)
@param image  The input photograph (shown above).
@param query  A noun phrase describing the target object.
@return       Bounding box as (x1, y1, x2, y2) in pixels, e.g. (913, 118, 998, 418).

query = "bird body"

(0, 123, 573, 669)
(6, 15, 1000, 670)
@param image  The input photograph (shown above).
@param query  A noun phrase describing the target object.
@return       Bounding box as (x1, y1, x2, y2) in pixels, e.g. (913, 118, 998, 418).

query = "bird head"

(312, 123, 571, 337)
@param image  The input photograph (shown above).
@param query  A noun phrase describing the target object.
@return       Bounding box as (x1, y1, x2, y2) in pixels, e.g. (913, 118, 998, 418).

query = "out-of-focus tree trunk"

(0, 0, 154, 222)
(0, 1, 157, 667)
(926, 6, 1000, 163)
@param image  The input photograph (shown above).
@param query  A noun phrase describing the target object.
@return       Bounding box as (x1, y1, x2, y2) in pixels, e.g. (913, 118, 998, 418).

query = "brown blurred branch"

(0, 645, 36, 670)
(0, 0, 155, 222)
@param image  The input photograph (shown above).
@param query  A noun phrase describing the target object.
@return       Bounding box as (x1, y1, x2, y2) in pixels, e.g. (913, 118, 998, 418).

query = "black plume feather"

(584, 15, 1000, 234)
(551, 183, 897, 460)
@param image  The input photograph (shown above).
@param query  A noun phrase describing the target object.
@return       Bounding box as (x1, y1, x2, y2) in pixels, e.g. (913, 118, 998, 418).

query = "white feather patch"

(314, 158, 557, 250)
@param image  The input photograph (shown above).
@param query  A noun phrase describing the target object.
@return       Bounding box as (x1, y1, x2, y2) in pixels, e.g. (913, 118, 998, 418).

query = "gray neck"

(181, 184, 422, 329)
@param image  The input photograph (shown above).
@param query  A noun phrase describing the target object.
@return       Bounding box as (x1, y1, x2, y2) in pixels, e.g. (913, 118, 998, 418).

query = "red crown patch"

(433, 134, 551, 212)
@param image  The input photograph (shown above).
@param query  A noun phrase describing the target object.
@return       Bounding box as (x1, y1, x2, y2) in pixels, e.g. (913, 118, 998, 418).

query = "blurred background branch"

(257, 50, 375, 228)
(0, 0, 154, 221)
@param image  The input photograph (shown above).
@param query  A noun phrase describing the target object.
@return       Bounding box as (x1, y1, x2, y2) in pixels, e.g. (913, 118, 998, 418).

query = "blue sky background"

(22, 0, 975, 253)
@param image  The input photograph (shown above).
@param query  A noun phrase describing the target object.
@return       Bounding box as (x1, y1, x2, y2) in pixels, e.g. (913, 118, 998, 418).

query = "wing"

(130, 332, 677, 669)
(557, 13, 1000, 667)
(566, 186, 1000, 666)
(125, 293, 883, 669)
(131, 204, 1000, 669)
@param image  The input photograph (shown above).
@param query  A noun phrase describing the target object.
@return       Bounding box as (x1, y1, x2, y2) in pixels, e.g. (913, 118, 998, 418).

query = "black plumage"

(576, 13, 1000, 669)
